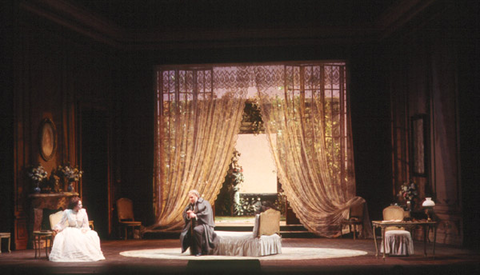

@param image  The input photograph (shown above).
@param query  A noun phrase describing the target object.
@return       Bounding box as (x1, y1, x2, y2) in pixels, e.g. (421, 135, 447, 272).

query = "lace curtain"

(255, 65, 371, 238)
(149, 67, 248, 231)
(150, 64, 370, 238)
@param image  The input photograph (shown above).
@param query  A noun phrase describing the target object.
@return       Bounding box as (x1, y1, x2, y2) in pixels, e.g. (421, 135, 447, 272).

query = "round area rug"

(120, 247, 368, 261)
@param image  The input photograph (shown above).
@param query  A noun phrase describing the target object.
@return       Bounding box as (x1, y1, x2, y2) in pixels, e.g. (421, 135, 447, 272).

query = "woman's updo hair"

(68, 196, 81, 210)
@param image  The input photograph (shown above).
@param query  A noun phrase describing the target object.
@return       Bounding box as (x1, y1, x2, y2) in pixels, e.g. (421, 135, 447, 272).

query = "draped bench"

(213, 209, 282, 257)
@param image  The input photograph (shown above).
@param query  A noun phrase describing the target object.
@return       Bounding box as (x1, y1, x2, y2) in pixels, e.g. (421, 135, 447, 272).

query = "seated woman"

(49, 197, 105, 262)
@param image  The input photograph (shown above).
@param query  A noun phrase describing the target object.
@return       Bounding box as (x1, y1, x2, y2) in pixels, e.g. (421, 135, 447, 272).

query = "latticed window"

(152, 62, 354, 236)
(281, 64, 349, 184)
(156, 63, 349, 185)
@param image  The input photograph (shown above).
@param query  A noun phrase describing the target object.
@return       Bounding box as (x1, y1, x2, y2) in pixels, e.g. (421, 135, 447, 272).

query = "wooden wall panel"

(386, 19, 463, 245)
(11, 6, 118, 249)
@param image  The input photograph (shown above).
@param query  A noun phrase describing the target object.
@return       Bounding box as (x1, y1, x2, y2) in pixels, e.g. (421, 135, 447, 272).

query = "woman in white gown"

(49, 197, 105, 262)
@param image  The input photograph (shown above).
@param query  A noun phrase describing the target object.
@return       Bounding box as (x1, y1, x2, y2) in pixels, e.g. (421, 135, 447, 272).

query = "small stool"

(0, 232, 12, 253)
(381, 230, 414, 256)
(33, 231, 53, 258)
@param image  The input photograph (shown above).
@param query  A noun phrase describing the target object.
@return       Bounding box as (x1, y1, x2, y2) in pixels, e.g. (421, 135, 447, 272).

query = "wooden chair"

(381, 205, 414, 256)
(32, 231, 53, 259)
(340, 202, 365, 240)
(116, 198, 142, 240)
(32, 210, 64, 259)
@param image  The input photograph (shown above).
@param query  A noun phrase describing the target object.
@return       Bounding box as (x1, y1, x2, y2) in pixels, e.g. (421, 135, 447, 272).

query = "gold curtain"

(254, 65, 371, 238)
(150, 64, 370, 238)
(150, 67, 248, 231)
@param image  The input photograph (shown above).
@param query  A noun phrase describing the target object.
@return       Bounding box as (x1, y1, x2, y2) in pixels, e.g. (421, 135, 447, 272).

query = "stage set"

(3, 1, 480, 275)
(1, 236, 479, 275)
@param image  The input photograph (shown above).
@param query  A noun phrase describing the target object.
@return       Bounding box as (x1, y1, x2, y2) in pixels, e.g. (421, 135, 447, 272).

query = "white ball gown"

(49, 209, 105, 262)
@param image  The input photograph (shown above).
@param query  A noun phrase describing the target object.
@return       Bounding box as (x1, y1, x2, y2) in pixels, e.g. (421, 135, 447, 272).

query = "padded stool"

(33, 231, 53, 258)
(381, 230, 414, 256)
(0, 232, 12, 253)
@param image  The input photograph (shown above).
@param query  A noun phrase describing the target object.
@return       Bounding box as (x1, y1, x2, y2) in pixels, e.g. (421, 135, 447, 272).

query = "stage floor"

(1, 238, 479, 275)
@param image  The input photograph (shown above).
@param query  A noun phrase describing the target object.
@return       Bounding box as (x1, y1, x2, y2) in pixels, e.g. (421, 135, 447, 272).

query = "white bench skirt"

(380, 230, 414, 256)
(213, 231, 282, 257)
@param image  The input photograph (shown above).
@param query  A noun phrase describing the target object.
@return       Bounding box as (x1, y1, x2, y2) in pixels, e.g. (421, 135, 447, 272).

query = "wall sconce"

(422, 197, 435, 221)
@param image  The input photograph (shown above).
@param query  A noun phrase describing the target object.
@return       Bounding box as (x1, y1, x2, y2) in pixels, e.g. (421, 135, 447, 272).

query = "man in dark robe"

(180, 190, 218, 256)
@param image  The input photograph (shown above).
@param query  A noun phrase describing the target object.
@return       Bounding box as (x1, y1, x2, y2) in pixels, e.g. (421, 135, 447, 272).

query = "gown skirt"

(49, 227, 105, 262)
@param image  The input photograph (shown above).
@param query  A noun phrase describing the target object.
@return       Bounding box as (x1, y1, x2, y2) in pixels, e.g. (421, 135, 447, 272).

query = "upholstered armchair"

(116, 198, 142, 240)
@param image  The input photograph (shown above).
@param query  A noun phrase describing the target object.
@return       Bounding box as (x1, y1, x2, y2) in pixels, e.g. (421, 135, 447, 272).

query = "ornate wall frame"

(39, 118, 57, 161)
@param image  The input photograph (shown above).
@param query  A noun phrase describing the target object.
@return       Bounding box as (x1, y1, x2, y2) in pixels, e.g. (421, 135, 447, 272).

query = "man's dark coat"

(180, 197, 218, 254)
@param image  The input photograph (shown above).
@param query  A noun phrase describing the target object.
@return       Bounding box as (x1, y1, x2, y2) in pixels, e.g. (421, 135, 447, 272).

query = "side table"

(0, 232, 11, 253)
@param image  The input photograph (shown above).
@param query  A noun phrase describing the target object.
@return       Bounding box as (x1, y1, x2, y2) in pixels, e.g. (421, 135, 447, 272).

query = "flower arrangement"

(57, 163, 83, 182)
(57, 163, 83, 192)
(27, 164, 48, 183)
(398, 180, 418, 202)
(27, 164, 48, 193)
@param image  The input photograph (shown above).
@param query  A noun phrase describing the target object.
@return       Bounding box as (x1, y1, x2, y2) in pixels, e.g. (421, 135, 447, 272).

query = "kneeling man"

(180, 190, 218, 256)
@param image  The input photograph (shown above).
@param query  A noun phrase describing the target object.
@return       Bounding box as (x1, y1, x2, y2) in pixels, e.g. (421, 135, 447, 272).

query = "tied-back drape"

(149, 67, 248, 231)
(150, 63, 371, 238)
(254, 65, 371, 238)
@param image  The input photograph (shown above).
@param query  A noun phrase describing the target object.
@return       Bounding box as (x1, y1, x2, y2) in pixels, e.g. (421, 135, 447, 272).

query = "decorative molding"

(19, 0, 123, 48)
(18, 0, 438, 50)
(376, 0, 439, 39)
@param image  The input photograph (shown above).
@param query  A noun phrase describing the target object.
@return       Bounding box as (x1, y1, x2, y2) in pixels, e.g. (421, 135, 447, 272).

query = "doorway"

(81, 107, 110, 238)
(214, 100, 283, 224)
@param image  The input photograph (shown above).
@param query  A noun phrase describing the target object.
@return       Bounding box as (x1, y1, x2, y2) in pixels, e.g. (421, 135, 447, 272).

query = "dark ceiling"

(72, 0, 400, 31)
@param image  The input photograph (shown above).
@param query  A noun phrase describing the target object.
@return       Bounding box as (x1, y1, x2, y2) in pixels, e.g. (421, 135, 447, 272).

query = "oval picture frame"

(39, 118, 57, 161)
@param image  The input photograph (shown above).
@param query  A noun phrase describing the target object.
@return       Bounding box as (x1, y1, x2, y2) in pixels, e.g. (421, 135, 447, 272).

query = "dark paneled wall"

(385, 0, 480, 247)
(456, 0, 480, 250)
(0, 0, 15, 234)
(349, 44, 392, 221)
(116, 60, 155, 225)
(6, 4, 119, 249)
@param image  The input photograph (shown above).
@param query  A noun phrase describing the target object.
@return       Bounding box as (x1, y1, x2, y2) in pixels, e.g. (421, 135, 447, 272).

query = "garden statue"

(230, 149, 244, 215)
